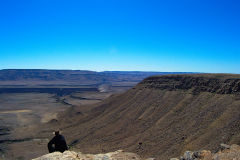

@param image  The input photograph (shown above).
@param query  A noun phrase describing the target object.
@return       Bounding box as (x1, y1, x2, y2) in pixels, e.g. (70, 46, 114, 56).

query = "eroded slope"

(37, 74, 240, 159)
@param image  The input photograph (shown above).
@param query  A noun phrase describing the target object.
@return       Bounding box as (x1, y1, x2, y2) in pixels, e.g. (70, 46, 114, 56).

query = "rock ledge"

(32, 150, 150, 160)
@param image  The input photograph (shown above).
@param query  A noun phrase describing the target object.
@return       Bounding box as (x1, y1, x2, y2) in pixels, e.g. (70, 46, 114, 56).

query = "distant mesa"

(0, 69, 195, 86)
(0, 69, 194, 94)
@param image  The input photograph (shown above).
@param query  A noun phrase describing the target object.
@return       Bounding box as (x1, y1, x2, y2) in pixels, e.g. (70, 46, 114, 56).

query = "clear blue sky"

(0, 0, 239, 73)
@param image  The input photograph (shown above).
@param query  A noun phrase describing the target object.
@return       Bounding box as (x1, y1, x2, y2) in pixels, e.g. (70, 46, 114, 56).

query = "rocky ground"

(171, 144, 240, 160)
(32, 144, 240, 160)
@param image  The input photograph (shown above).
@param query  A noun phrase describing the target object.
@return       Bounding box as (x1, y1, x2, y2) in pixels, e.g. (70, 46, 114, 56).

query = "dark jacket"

(48, 134, 68, 153)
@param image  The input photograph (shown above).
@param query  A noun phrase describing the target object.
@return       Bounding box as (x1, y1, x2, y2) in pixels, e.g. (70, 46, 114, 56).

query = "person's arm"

(62, 137, 68, 150)
(48, 137, 56, 153)
(60, 136, 68, 151)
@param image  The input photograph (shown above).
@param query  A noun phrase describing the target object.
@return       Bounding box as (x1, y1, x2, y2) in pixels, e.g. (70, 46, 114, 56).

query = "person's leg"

(48, 144, 55, 153)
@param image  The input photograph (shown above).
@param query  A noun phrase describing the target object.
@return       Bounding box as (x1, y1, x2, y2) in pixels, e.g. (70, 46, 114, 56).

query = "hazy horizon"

(0, 68, 199, 73)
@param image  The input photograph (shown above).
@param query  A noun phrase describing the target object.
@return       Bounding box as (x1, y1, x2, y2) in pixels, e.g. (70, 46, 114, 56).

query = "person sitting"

(48, 130, 68, 153)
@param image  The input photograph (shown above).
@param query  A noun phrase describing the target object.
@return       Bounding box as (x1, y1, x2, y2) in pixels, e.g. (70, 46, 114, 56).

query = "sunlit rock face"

(32, 150, 143, 160)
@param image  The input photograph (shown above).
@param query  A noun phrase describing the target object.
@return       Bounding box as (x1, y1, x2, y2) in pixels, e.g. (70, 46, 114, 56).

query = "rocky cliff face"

(140, 74, 240, 94)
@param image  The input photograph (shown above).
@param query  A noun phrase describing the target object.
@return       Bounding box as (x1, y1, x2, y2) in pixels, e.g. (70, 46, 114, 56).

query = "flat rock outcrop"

(32, 150, 143, 160)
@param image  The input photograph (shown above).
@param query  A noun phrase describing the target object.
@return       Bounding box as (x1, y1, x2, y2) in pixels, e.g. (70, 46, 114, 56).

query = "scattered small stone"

(220, 143, 231, 150)
(183, 151, 194, 160)
(171, 144, 240, 160)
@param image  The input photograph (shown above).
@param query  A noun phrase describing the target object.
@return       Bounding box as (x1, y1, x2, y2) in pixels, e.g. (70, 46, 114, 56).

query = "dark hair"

(55, 131, 60, 135)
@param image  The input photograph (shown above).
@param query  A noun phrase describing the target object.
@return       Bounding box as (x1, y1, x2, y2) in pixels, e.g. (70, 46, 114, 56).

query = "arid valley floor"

(0, 91, 114, 159)
(0, 69, 173, 159)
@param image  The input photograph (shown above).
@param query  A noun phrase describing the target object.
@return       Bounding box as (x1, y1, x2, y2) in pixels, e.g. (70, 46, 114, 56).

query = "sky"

(0, 0, 239, 73)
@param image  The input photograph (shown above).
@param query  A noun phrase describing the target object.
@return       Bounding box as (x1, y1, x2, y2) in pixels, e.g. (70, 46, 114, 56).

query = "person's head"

(54, 130, 60, 136)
